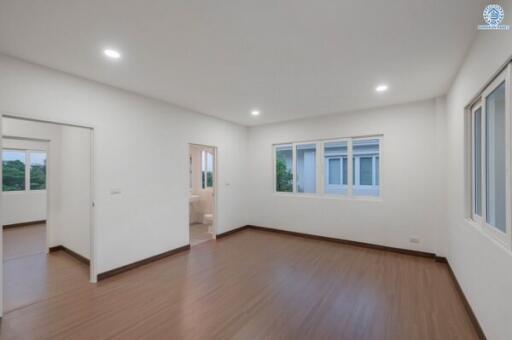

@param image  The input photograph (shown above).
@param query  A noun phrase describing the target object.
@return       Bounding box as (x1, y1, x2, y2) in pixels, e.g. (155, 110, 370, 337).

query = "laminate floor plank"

(0, 229, 479, 340)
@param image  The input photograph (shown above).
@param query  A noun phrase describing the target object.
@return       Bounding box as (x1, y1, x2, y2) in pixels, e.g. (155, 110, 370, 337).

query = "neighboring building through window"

(274, 136, 381, 198)
(324, 141, 347, 195)
(352, 139, 380, 197)
(296, 144, 316, 193)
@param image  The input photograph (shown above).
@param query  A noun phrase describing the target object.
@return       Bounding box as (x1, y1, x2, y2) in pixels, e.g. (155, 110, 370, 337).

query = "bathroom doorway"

(188, 144, 217, 246)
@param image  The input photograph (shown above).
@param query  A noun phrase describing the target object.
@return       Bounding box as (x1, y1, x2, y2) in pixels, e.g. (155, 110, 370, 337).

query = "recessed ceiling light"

(103, 49, 121, 59)
(376, 84, 388, 92)
(251, 109, 261, 116)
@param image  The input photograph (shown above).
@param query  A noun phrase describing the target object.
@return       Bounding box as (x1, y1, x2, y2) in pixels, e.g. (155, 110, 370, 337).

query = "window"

(201, 150, 213, 189)
(2, 149, 47, 192)
(485, 81, 506, 232)
(275, 144, 293, 192)
(352, 139, 380, 197)
(324, 141, 348, 195)
(296, 144, 316, 193)
(274, 136, 381, 198)
(30, 152, 47, 190)
(2, 150, 26, 191)
(467, 66, 510, 246)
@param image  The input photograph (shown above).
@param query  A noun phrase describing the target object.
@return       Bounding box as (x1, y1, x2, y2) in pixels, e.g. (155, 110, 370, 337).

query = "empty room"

(0, 1, 510, 339)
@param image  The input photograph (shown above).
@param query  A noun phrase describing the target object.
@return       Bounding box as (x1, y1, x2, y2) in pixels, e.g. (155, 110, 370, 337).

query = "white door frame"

(0, 111, 97, 318)
(188, 143, 218, 240)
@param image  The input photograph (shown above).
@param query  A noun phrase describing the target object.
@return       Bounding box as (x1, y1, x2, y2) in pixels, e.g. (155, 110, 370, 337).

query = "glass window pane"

(296, 144, 316, 193)
(275, 144, 293, 192)
(359, 157, 373, 185)
(30, 152, 47, 190)
(343, 157, 348, 185)
(353, 139, 380, 197)
(485, 82, 506, 232)
(201, 150, 214, 189)
(324, 141, 347, 194)
(206, 152, 213, 187)
(376, 156, 380, 186)
(474, 108, 482, 217)
(328, 159, 341, 184)
(2, 150, 26, 191)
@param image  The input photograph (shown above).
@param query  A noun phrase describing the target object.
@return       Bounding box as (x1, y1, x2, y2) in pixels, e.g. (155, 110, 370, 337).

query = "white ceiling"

(0, 0, 485, 126)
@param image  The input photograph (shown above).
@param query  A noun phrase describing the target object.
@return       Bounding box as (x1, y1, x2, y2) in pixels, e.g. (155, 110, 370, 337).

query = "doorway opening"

(188, 144, 216, 246)
(1, 115, 94, 315)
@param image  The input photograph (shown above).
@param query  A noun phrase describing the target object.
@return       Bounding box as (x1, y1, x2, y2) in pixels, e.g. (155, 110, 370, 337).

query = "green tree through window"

(3, 159, 26, 191)
(276, 156, 292, 192)
(30, 152, 47, 190)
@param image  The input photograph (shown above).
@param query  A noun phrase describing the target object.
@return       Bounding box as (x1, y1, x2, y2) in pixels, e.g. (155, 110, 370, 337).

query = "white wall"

(0, 54, 249, 275)
(247, 98, 445, 255)
(444, 1, 512, 338)
(58, 126, 92, 258)
(2, 138, 48, 225)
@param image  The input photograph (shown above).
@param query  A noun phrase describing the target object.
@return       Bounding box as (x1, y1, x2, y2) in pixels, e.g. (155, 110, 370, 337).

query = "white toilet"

(203, 213, 214, 225)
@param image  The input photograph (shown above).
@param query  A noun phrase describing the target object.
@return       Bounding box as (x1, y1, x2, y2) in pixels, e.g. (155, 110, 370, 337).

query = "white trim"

(466, 64, 511, 249)
(470, 102, 484, 225)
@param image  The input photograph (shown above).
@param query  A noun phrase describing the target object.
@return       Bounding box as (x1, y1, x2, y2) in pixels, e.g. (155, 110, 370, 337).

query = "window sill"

(464, 218, 511, 251)
(2, 190, 47, 195)
(272, 192, 382, 202)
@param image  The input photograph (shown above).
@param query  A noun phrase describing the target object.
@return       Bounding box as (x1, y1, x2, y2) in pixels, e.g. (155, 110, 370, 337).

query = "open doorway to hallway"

(188, 144, 216, 246)
(1, 116, 94, 314)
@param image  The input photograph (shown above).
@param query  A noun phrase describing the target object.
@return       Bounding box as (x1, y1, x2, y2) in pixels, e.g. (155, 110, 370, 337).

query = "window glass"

(359, 157, 373, 185)
(275, 144, 293, 192)
(376, 156, 380, 186)
(328, 159, 341, 184)
(296, 144, 316, 193)
(201, 150, 214, 189)
(30, 152, 47, 190)
(324, 141, 347, 195)
(474, 108, 482, 217)
(2, 150, 26, 191)
(353, 139, 380, 197)
(485, 82, 506, 232)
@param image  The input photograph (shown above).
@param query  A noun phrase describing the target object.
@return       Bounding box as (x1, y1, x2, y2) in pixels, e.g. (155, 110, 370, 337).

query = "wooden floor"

(3, 224, 46, 260)
(189, 223, 213, 246)
(3, 224, 90, 313)
(0, 229, 479, 339)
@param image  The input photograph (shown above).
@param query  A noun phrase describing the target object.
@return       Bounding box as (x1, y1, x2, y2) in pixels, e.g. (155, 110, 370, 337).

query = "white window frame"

(466, 64, 511, 248)
(471, 101, 484, 225)
(273, 135, 382, 200)
(2, 148, 47, 193)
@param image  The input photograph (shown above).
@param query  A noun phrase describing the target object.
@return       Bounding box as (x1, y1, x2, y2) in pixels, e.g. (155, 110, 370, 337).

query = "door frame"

(0, 111, 97, 317)
(188, 143, 218, 240)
